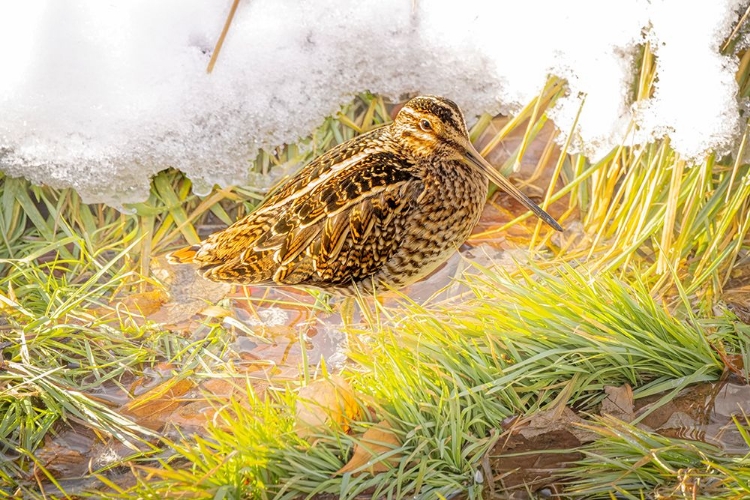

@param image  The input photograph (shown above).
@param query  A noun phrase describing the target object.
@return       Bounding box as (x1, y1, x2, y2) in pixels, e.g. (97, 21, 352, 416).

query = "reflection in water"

(637, 380, 750, 454)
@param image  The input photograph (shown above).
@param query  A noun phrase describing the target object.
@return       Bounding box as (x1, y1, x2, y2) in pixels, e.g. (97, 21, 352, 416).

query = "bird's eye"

(419, 119, 432, 131)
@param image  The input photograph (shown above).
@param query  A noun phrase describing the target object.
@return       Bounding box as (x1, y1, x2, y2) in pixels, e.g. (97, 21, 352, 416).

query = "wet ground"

(16, 117, 750, 496)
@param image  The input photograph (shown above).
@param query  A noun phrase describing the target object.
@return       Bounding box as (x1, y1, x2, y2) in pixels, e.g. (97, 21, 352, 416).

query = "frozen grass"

(3, 31, 750, 500)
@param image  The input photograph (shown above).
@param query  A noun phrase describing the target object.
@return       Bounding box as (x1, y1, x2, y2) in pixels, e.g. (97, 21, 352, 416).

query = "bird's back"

(168, 126, 427, 292)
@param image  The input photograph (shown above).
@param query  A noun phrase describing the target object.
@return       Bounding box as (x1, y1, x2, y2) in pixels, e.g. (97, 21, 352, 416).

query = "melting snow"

(0, 0, 746, 206)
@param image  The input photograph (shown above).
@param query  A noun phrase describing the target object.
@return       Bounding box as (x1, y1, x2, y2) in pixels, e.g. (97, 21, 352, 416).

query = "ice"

(0, 1, 746, 206)
(243, 306, 289, 328)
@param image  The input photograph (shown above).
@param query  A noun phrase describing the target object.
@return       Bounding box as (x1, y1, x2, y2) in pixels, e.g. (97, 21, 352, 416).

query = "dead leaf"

(89, 289, 169, 323)
(168, 400, 219, 430)
(518, 406, 599, 444)
(295, 375, 360, 437)
(336, 420, 402, 475)
(113, 290, 168, 316)
(148, 255, 230, 328)
(491, 425, 583, 493)
(491, 405, 596, 493)
(601, 384, 635, 422)
(36, 431, 95, 478)
(121, 378, 194, 430)
(200, 378, 236, 399)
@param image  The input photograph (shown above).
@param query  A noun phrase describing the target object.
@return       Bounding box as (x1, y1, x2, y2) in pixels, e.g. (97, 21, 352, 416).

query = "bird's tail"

(167, 245, 201, 264)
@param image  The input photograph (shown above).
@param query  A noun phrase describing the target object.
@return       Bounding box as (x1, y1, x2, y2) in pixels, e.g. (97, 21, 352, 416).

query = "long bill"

(463, 146, 563, 232)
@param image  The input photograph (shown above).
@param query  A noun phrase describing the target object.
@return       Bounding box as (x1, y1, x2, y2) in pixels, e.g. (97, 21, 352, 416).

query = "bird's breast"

(373, 160, 489, 289)
(417, 162, 488, 242)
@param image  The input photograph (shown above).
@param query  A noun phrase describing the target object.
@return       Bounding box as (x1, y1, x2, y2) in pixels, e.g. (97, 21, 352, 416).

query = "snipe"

(168, 96, 562, 294)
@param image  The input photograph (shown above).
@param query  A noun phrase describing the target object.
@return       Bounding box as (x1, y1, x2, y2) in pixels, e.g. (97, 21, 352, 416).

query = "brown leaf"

(336, 421, 402, 476)
(519, 406, 598, 444)
(113, 290, 168, 316)
(200, 378, 236, 399)
(295, 375, 360, 437)
(36, 431, 94, 478)
(168, 400, 219, 430)
(148, 255, 231, 328)
(491, 425, 583, 492)
(90, 289, 169, 323)
(601, 384, 635, 422)
(121, 378, 194, 430)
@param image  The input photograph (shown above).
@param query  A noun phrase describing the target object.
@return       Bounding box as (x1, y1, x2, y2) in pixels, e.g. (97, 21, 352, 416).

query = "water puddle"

(636, 379, 750, 454)
(20, 199, 574, 496)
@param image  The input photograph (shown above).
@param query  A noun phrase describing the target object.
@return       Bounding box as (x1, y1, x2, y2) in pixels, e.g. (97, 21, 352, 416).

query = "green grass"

(0, 239, 160, 494)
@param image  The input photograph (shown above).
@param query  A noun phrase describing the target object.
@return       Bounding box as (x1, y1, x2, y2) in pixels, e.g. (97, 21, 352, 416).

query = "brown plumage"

(168, 96, 562, 295)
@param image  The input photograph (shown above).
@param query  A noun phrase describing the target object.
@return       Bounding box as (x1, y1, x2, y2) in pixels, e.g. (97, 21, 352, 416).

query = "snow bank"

(0, 0, 745, 206)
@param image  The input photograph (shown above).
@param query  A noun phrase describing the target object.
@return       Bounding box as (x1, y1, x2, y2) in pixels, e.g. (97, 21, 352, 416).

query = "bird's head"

(393, 95, 470, 162)
(393, 95, 562, 231)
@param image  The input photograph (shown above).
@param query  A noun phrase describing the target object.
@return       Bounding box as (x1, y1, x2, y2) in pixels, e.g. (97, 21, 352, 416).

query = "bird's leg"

(337, 281, 373, 327)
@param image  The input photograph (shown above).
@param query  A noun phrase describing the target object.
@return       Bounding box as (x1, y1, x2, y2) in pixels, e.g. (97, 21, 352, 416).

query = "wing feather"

(320, 211, 351, 260)
(279, 224, 321, 265)
(183, 129, 423, 288)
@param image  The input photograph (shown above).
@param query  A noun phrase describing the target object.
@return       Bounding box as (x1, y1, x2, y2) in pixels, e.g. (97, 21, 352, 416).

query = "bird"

(167, 95, 562, 295)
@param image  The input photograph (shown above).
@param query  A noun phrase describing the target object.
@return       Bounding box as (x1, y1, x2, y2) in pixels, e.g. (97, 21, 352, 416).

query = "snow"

(0, 0, 746, 207)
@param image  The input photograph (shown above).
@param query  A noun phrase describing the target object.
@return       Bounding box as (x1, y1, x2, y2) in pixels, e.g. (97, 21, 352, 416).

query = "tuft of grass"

(496, 41, 750, 310)
(0, 237, 159, 484)
(354, 263, 735, 427)
(573, 138, 750, 306)
(565, 415, 750, 499)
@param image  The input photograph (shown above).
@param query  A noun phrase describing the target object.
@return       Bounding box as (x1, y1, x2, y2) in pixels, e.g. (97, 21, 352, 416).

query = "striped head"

(392, 95, 471, 162)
